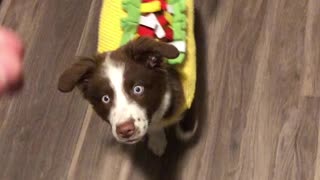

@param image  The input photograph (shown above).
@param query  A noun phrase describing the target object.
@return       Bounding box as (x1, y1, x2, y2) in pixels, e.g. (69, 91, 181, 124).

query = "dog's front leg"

(147, 129, 167, 156)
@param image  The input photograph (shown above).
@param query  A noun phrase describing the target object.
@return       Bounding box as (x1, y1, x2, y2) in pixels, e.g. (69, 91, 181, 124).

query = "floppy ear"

(58, 57, 96, 93)
(124, 37, 179, 68)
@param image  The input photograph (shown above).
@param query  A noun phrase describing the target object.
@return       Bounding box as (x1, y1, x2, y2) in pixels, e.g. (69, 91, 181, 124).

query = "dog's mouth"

(118, 136, 144, 144)
(119, 133, 148, 144)
(114, 132, 145, 144)
(125, 138, 141, 144)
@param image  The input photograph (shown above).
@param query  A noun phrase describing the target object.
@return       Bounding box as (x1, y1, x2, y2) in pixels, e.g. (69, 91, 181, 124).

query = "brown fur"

(58, 37, 184, 124)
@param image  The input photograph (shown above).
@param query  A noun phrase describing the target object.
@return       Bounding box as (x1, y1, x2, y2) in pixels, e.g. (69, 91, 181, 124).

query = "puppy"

(58, 37, 197, 155)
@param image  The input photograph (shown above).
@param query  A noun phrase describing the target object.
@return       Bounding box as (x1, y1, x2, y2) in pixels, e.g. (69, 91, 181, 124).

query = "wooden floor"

(0, 0, 320, 179)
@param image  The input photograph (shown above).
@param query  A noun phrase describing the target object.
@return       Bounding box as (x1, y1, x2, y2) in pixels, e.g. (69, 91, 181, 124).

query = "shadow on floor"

(195, 0, 218, 18)
(124, 7, 209, 180)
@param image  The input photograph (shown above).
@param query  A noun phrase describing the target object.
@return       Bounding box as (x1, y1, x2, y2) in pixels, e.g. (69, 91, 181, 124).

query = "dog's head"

(58, 37, 179, 144)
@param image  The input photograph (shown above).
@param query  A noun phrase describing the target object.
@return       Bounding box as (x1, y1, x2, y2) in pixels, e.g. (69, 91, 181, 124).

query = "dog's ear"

(124, 37, 179, 68)
(58, 57, 97, 93)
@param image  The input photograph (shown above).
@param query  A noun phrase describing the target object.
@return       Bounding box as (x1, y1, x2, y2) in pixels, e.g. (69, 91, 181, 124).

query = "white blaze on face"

(103, 56, 148, 143)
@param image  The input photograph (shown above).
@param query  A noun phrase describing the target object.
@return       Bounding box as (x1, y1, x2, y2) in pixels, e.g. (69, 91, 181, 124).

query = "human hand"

(0, 28, 24, 95)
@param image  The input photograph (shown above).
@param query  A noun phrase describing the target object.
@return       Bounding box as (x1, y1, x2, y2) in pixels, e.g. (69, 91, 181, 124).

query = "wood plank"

(273, 98, 319, 180)
(233, 0, 312, 180)
(301, 0, 320, 97)
(66, 0, 102, 179)
(0, 0, 93, 179)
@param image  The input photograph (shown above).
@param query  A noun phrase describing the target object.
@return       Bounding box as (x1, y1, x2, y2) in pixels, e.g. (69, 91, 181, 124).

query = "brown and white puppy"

(58, 37, 192, 155)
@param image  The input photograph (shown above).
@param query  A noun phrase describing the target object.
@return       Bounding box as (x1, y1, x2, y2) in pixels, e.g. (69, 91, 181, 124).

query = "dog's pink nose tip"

(116, 120, 136, 138)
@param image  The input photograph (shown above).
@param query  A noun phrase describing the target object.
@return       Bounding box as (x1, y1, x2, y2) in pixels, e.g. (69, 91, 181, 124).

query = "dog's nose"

(116, 120, 136, 138)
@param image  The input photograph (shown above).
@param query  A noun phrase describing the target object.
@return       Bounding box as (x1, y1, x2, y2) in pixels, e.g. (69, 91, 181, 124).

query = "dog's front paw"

(148, 130, 167, 156)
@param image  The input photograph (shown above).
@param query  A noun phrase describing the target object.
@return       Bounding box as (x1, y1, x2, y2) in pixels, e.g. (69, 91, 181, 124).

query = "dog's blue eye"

(102, 95, 110, 104)
(133, 85, 144, 95)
